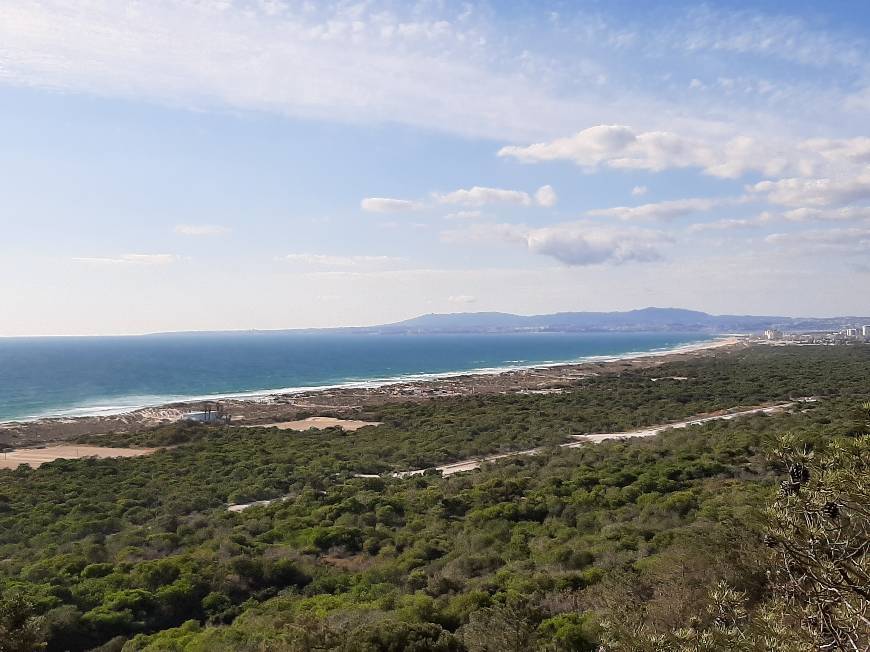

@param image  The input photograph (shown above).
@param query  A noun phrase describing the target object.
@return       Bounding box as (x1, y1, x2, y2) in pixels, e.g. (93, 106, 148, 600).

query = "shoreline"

(1, 334, 735, 425)
(0, 335, 747, 446)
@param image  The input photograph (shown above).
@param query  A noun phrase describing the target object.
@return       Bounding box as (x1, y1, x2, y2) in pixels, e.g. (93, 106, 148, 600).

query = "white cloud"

(436, 186, 533, 207)
(527, 224, 666, 265)
(368, 185, 554, 215)
(72, 254, 179, 265)
(499, 125, 638, 167)
(588, 197, 722, 221)
(765, 227, 870, 254)
(673, 5, 867, 70)
(498, 124, 801, 179)
(448, 295, 477, 305)
(281, 253, 403, 268)
(688, 219, 759, 233)
(0, 0, 612, 142)
(631, 185, 648, 196)
(534, 184, 558, 207)
(443, 221, 667, 266)
(0, 1, 867, 157)
(760, 206, 870, 222)
(801, 137, 870, 165)
(174, 224, 230, 236)
(749, 173, 870, 208)
(360, 198, 422, 213)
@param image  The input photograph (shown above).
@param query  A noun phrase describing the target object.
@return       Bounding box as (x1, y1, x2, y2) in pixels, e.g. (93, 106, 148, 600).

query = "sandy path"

(396, 399, 809, 478)
(0, 445, 157, 469)
(227, 397, 807, 511)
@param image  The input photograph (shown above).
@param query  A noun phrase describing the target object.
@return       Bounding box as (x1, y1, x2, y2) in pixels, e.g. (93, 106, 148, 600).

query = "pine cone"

(789, 463, 810, 484)
(822, 501, 840, 519)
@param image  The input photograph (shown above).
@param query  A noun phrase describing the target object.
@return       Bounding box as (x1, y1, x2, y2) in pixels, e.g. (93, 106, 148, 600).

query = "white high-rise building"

(863, 325, 870, 337)
(845, 328, 858, 338)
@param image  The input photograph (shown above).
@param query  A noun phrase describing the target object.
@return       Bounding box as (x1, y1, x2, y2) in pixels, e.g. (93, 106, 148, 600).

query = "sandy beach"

(0, 336, 746, 447)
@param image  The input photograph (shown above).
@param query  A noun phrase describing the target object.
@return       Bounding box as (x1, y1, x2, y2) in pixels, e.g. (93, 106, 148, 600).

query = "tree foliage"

(765, 411, 870, 650)
(0, 346, 868, 650)
(0, 592, 46, 652)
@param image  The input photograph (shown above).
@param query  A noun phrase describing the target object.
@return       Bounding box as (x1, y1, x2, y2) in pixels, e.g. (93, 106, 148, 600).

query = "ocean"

(0, 331, 715, 422)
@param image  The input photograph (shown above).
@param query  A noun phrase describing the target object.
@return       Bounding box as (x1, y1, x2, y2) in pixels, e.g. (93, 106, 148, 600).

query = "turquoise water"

(0, 331, 714, 421)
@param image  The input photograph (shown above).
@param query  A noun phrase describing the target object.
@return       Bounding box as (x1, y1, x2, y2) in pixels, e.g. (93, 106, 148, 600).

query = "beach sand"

(0, 445, 157, 470)
(0, 336, 747, 446)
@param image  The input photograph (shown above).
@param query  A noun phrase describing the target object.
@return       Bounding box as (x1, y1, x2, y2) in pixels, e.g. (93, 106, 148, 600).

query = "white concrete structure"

(763, 329, 783, 340)
(182, 410, 225, 423)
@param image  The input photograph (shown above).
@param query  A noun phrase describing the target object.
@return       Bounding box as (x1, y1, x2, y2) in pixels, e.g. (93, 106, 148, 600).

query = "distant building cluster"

(758, 325, 870, 346)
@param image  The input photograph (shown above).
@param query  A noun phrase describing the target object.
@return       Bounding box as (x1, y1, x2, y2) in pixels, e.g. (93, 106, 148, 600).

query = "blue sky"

(1, 1, 869, 335)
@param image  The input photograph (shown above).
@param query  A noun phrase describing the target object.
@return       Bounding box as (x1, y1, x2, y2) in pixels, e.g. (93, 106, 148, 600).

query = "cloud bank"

(443, 221, 668, 267)
(498, 125, 807, 179)
(361, 198, 422, 213)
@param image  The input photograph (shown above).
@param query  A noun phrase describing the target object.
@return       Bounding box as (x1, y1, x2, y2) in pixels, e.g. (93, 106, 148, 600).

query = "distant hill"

(363, 307, 870, 335)
(153, 307, 870, 337)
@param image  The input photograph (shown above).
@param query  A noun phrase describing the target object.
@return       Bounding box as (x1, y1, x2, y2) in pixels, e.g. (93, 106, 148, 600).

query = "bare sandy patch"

(0, 445, 156, 470)
(243, 416, 381, 432)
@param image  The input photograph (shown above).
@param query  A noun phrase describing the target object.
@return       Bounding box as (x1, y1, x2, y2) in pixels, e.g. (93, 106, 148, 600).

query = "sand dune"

(242, 416, 381, 432)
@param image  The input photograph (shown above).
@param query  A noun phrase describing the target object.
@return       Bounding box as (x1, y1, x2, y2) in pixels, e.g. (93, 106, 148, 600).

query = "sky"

(2, 0, 870, 336)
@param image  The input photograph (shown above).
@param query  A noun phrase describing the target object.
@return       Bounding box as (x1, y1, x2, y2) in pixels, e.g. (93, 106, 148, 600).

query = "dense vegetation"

(0, 345, 868, 650)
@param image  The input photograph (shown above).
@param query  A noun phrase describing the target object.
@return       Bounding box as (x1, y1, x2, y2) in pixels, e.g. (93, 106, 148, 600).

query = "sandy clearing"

(227, 497, 290, 512)
(0, 445, 157, 469)
(242, 416, 381, 432)
(564, 402, 794, 445)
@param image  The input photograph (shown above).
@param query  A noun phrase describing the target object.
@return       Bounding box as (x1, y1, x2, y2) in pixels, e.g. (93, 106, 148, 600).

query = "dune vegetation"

(0, 345, 867, 651)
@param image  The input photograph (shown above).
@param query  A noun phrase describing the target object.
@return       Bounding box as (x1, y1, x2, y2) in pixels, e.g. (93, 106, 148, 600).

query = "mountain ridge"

(134, 307, 869, 337)
(376, 307, 868, 334)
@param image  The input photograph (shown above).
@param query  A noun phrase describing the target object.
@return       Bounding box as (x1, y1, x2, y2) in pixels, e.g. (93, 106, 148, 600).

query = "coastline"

(3, 334, 736, 423)
(0, 335, 746, 446)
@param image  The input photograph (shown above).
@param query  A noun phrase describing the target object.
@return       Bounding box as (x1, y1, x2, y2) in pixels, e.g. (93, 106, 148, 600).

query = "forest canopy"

(0, 345, 868, 651)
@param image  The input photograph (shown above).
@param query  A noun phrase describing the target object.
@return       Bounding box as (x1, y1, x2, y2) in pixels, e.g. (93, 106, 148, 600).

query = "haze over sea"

(0, 332, 714, 422)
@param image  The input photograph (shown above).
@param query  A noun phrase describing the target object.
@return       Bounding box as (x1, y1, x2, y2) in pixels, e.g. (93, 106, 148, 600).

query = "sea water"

(0, 331, 714, 422)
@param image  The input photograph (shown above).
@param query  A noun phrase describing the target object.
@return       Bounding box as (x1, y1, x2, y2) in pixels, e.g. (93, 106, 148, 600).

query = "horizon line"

(2, 306, 870, 339)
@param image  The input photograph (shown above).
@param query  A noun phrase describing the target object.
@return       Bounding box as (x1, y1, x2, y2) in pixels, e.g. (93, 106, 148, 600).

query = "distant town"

(760, 325, 870, 345)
